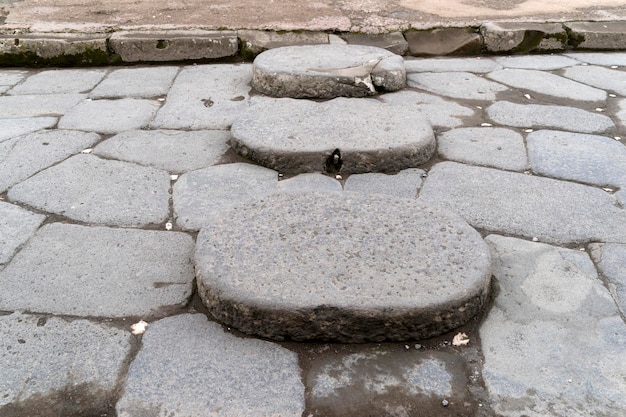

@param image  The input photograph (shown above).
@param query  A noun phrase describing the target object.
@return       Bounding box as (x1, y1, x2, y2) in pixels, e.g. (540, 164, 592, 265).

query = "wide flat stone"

(419, 161, 626, 245)
(89, 66, 179, 99)
(0, 117, 57, 143)
(276, 173, 342, 193)
(116, 314, 304, 417)
(0, 223, 194, 317)
(231, 97, 435, 174)
(404, 57, 501, 73)
(7, 68, 106, 95)
(408, 72, 509, 101)
(343, 168, 425, 199)
(0, 312, 131, 415)
(0, 94, 85, 118)
(0, 202, 45, 265)
(565, 52, 626, 66)
(481, 235, 626, 417)
(589, 243, 626, 317)
(252, 45, 405, 98)
(8, 154, 170, 227)
(493, 55, 579, 70)
(195, 191, 491, 342)
(561, 65, 626, 96)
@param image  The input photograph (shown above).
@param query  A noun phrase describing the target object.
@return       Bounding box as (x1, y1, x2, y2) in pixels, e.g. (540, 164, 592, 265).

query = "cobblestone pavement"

(1, 52, 626, 417)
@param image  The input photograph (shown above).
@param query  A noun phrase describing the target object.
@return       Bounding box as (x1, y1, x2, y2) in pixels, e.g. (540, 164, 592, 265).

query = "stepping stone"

(231, 97, 435, 174)
(195, 192, 492, 343)
(252, 45, 405, 98)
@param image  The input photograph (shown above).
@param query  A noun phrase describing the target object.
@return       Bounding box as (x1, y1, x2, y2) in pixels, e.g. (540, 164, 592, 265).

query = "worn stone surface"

(494, 54, 579, 70)
(0, 129, 100, 193)
(527, 130, 626, 187)
(561, 65, 626, 96)
(238, 30, 329, 56)
(0, 33, 109, 64)
(419, 161, 626, 245)
(0, 223, 194, 317)
(404, 56, 501, 73)
(252, 45, 406, 98)
(486, 101, 615, 133)
(0, 70, 27, 91)
(173, 162, 277, 231)
(565, 52, 626, 66)
(0, 117, 57, 143)
(8, 68, 107, 95)
(480, 21, 567, 53)
(405, 28, 481, 56)
(481, 235, 626, 417)
(565, 21, 626, 49)
(618, 99, 626, 129)
(93, 129, 230, 173)
(195, 191, 491, 342)
(0, 312, 131, 415)
(343, 168, 425, 199)
(0, 94, 85, 118)
(8, 154, 170, 227)
(231, 97, 435, 174)
(341, 32, 409, 55)
(116, 314, 304, 417)
(408, 72, 508, 100)
(0, 202, 45, 265)
(437, 127, 528, 171)
(590, 243, 626, 317)
(89, 67, 179, 99)
(277, 173, 342, 193)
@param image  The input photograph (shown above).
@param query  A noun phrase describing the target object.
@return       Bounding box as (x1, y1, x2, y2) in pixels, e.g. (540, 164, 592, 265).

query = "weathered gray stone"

(8, 68, 106, 95)
(252, 45, 405, 98)
(58, 98, 160, 134)
(528, 130, 626, 187)
(405, 28, 481, 56)
(404, 56, 501, 73)
(494, 54, 579, 70)
(0, 202, 45, 265)
(341, 32, 409, 55)
(238, 30, 329, 56)
(277, 173, 342, 192)
(480, 22, 567, 53)
(562, 65, 626, 96)
(486, 101, 615, 133)
(0, 33, 109, 64)
(0, 117, 57, 143)
(0, 223, 194, 317)
(0, 70, 27, 93)
(481, 235, 626, 417)
(173, 163, 277, 231)
(116, 314, 304, 417)
(487, 69, 606, 103)
(343, 168, 425, 199)
(0, 129, 100, 193)
(195, 191, 491, 342)
(109, 30, 238, 62)
(437, 127, 528, 171)
(231, 97, 435, 174)
(618, 99, 626, 129)
(0, 312, 131, 415)
(151, 64, 251, 130)
(419, 161, 626, 245)
(565, 21, 626, 49)
(590, 243, 626, 317)
(0, 94, 85, 118)
(8, 154, 170, 227)
(564, 52, 626, 66)
(408, 72, 508, 100)
(93, 129, 230, 173)
(89, 67, 179, 99)
(617, 189, 626, 207)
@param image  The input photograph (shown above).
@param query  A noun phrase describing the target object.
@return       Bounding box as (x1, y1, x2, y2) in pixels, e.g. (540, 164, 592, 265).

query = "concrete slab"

(0, 117, 57, 143)
(408, 72, 509, 101)
(7, 68, 107, 95)
(89, 66, 179, 99)
(590, 243, 626, 316)
(0, 202, 45, 265)
(343, 168, 425, 199)
(0, 94, 85, 118)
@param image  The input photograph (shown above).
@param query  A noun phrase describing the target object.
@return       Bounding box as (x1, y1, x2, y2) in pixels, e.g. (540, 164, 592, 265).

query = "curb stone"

(480, 22, 567, 53)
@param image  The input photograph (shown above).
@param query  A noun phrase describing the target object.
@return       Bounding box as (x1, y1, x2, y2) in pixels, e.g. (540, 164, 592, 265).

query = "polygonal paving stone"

(8, 69, 107, 95)
(407, 72, 509, 101)
(89, 67, 179, 99)
(0, 117, 57, 143)
(231, 97, 435, 174)
(493, 55, 579, 70)
(252, 45, 405, 98)
(8, 154, 170, 227)
(589, 243, 626, 317)
(565, 52, 626, 66)
(0, 223, 194, 317)
(343, 168, 425, 199)
(0, 202, 45, 265)
(0, 94, 85, 118)
(116, 314, 304, 417)
(561, 65, 626, 96)
(195, 191, 491, 342)
(276, 173, 342, 193)
(404, 57, 501, 73)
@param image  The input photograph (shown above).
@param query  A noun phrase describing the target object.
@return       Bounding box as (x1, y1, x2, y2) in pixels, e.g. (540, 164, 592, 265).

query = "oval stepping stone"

(195, 192, 492, 343)
(231, 97, 435, 174)
(252, 45, 406, 98)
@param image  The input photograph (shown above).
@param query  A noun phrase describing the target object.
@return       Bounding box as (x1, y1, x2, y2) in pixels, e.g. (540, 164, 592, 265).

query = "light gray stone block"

(0, 33, 109, 61)
(116, 314, 304, 417)
(408, 72, 509, 100)
(341, 32, 409, 55)
(566, 21, 626, 49)
(0, 223, 194, 317)
(564, 52, 626, 66)
(561, 65, 626, 96)
(343, 168, 425, 199)
(480, 22, 567, 53)
(404, 56, 501, 73)
(277, 173, 342, 192)
(89, 66, 179, 99)
(0, 70, 27, 89)
(590, 243, 626, 316)
(0, 117, 57, 143)
(494, 55, 579, 70)
(8, 154, 170, 227)
(405, 28, 481, 56)
(0, 94, 85, 118)
(238, 30, 329, 56)
(8, 68, 107, 95)
(419, 161, 626, 244)
(0, 202, 45, 265)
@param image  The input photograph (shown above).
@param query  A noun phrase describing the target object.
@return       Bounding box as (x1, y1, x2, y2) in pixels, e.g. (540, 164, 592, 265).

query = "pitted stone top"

(252, 45, 406, 98)
(195, 191, 492, 342)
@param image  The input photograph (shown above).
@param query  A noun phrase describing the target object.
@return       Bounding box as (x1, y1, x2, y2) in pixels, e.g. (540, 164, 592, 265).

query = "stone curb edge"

(0, 21, 624, 66)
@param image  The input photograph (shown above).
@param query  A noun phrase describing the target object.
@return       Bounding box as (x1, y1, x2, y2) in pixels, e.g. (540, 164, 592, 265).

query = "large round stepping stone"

(195, 192, 492, 343)
(231, 97, 436, 174)
(252, 45, 406, 98)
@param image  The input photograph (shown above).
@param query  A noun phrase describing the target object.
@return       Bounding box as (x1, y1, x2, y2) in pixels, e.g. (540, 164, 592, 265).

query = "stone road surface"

(1, 52, 626, 417)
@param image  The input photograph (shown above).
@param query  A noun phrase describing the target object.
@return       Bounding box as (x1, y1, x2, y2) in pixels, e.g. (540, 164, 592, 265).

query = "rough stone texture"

(480, 22, 567, 53)
(404, 56, 501, 73)
(404, 28, 481, 56)
(89, 67, 179, 99)
(8, 68, 107, 95)
(116, 314, 304, 417)
(93, 129, 230, 173)
(494, 54, 579, 70)
(565, 52, 626, 66)
(343, 168, 425, 199)
(8, 154, 170, 227)
(590, 243, 626, 317)
(618, 99, 626, 129)
(486, 101, 615, 133)
(487, 68, 606, 102)
(231, 97, 435, 174)
(277, 173, 342, 192)
(0, 33, 109, 64)
(341, 32, 409, 55)
(0, 117, 57, 143)
(0, 223, 194, 317)
(0, 129, 100, 193)
(0, 312, 131, 415)
(109, 30, 238, 62)
(195, 191, 492, 342)
(0, 202, 45, 265)
(252, 45, 406, 98)
(565, 21, 626, 49)
(437, 127, 528, 171)
(238, 30, 329, 56)
(419, 161, 626, 245)
(527, 130, 626, 187)
(0, 94, 85, 118)
(408, 72, 508, 100)
(58, 98, 160, 134)
(561, 65, 626, 96)
(151, 64, 251, 130)
(173, 163, 277, 231)
(0, 70, 27, 90)
(481, 235, 626, 417)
